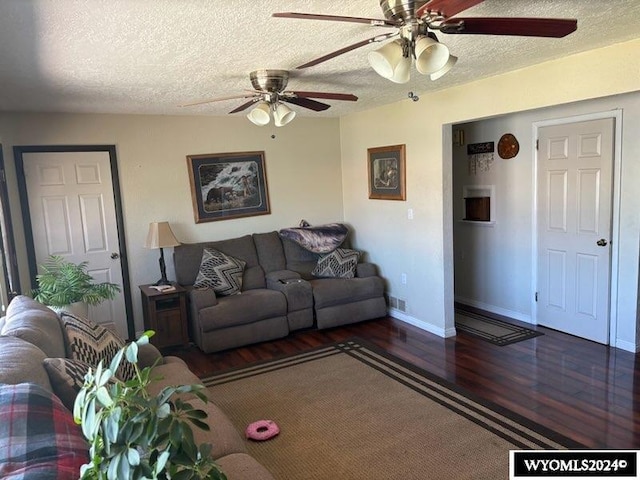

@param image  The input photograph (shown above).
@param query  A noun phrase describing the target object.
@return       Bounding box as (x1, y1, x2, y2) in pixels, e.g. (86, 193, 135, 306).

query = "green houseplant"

(31, 255, 121, 309)
(74, 332, 227, 480)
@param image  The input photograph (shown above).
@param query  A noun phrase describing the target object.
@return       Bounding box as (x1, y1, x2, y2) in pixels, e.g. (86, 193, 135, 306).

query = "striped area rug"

(455, 309, 544, 346)
(201, 339, 579, 480)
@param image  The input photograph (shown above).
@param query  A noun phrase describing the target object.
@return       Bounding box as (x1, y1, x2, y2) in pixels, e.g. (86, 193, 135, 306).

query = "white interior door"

(537, 118, 614, 343)
(22, 151, 128, 337)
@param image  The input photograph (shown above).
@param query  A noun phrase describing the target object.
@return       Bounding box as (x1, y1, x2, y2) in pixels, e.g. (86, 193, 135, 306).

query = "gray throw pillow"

(312, 248, 360, 279)
(194, 247, 246, 296)
(43, 357, 92, 411)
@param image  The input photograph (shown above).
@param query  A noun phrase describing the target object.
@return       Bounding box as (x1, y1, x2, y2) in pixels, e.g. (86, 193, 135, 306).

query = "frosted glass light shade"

(368, 40, 406, 81)
(273, 103, 296, 127)
(414, 35, 450, 75)
(247, 102, 271, 126)
(430, 55, 457, 81)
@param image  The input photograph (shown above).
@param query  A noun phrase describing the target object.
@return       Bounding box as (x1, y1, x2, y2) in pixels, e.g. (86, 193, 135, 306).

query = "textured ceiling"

(0, 0, 639, 118)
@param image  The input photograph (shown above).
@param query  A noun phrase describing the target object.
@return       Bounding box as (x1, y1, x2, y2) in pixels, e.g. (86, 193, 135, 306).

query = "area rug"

(455, 309, 544, 346)
(201, 339, 579, 480)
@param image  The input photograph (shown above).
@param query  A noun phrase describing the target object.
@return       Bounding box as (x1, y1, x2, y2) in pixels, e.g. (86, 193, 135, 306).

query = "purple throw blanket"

(279, 222, 348, 254)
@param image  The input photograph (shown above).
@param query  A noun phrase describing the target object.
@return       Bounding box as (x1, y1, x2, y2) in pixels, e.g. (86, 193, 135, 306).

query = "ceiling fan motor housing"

(379, 0, 430, 22)
(250, 69, 289, 93)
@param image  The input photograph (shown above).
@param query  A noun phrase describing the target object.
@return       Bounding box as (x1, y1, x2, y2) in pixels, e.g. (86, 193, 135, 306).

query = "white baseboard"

(454, 296, 533, 324)
(613, 338, 638, 353)
(388, 308, 457, 338)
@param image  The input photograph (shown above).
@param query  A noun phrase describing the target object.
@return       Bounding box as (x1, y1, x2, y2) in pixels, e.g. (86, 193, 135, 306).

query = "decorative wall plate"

(498, 133, 519, 159)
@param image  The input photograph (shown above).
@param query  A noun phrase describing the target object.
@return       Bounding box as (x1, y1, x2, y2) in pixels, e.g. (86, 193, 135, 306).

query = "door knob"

(110, 252, 120, 259)
(596, 239, 608, 247)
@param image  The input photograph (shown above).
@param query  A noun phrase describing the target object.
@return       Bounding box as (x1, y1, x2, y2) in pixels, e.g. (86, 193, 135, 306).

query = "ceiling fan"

(273, 0, 578, 84)
(180, 69, 358, 126)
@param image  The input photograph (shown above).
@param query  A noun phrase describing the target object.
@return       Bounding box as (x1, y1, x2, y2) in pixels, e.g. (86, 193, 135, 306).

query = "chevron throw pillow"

(312, 248, 360, 279)
(59, 312, 136, 381)
(194, 247, 246, 296)
(43, 357, 93, 411)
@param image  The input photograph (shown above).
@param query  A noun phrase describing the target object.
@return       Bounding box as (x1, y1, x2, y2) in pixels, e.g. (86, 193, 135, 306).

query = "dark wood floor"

(171, 313, 640, 449)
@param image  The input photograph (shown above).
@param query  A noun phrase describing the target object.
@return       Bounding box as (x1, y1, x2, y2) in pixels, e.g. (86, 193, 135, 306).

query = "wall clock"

(498, 133, 519, 159)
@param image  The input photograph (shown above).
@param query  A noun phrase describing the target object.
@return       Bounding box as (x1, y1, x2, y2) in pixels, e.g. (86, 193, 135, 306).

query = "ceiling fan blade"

(229, 99, 259, 114)
(416, 0, 484, 20)
(273, 12, 398, 27)
(282, 97, 331, 112)
(289, 91, 358, 102)
(296, 32, 398, 69)
(179, 93, 256, 107)
(441, 17, 577, 37)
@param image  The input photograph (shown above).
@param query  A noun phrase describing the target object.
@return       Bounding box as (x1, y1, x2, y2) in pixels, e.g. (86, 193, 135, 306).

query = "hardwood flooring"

(170, 314, 640, 449)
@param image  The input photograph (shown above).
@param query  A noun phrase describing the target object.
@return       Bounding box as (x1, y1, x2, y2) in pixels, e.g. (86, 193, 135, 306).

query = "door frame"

(531, 109, 623, 346)
(13, 145, 135, 339)
(0, 145, 21, 302)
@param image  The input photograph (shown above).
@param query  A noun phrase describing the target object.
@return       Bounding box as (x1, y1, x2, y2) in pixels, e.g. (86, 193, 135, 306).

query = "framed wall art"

(368, 144, 406, 201)
(186, 151, 271, 223)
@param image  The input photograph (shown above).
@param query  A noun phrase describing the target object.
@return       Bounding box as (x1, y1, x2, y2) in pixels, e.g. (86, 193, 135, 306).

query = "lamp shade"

(247, 102, 271, 126)
(273, 102, 296, 127)
(414, 35, 450, 75)
(368, 40, 407, 81)
(144, 222, 180, 249)
(430, 54, 457, 81)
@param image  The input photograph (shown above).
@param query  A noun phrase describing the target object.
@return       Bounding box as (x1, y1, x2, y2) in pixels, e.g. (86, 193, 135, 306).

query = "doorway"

(14, 145, 135, 339)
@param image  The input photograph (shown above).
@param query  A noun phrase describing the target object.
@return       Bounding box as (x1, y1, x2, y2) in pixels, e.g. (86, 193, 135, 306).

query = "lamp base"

(154, 278, 172, 286)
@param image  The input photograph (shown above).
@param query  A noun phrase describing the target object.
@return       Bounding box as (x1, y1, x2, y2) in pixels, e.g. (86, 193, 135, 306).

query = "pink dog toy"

(245, 420, 280, 441)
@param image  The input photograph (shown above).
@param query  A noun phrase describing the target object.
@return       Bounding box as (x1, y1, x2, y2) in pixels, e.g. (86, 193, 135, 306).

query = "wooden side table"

(139, 284, 189, 349)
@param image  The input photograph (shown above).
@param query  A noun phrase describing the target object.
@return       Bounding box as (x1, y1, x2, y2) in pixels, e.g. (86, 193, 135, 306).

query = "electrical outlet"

(407, 208, 414, 220)
(401, 273, 407, 284)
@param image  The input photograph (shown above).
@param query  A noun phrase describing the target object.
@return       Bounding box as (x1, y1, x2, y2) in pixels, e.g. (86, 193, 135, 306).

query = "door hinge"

(535, 292, 538, 302)
(536, 139, 539, 151)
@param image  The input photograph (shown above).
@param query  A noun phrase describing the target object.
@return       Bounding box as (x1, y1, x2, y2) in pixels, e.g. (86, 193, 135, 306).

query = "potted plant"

(31, 255, 121, 316)
(74, 332, 227, 480)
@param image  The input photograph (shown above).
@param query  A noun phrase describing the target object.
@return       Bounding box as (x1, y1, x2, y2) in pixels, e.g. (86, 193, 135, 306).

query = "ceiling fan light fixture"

(247, 101, 271, 126)
(430, 54, 458, 81)
(273, 102, 296, 127)
(368, 39, 405, 80)
(414, 35, 450, 75)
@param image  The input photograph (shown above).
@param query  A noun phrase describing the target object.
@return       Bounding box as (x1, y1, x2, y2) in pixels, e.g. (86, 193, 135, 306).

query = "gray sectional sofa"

(0, 295, 274, 479)
(174, 229, 387, 354)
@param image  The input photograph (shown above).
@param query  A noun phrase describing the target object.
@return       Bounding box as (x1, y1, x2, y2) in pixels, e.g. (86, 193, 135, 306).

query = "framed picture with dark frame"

(186, 151, 271, 223)
(368, 144, 406, 201)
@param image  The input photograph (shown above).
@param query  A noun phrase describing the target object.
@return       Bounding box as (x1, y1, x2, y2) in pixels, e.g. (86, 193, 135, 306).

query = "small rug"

(201, 339, 578, 480)
(455, 309, 544, 346)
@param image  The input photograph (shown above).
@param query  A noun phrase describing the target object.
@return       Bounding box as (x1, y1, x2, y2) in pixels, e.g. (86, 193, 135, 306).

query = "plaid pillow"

(312, 248, 361, 279)
(0, 383, 89, 480)
(194, 248, 246, 296)
(59, 312, 136, 381)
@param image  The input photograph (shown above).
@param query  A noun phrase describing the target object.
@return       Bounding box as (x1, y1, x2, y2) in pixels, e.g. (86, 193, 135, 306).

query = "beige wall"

(0, 113, 343, 333)
(340, 38, 640, 349)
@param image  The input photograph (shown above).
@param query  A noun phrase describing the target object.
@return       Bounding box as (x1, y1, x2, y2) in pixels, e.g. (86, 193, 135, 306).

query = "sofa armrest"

(137, 342, 164, 368)
(189, 288, 218, 309)
(356, 262, 378, 278)
(265, 270, 302, 289)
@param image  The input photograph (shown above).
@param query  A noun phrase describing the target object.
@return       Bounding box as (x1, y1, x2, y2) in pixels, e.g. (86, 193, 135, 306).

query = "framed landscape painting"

(186, 151, 271, 223)
(368, 144, 406, 201)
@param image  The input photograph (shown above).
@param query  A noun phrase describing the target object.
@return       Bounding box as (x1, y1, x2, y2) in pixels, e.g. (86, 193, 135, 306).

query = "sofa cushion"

(2, 296, 67, 359)
(0, 336, 52, 391)
(312, 248, 360, 279)
(216, 453, 275, 479)
(310, 276, 385, 309)
(0, 383, 89, 480)
(253, 231, 286, 273)
(194, 248, 246, 296)
(59, 312, 135, 381)
(198, 289, 287, 331)
(42, 358, 92, 411)
(174, 235, 266, 290)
